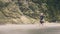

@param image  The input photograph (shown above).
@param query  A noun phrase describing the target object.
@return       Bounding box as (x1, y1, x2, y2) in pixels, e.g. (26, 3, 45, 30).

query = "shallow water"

(0, 24, 60, 34)
(0, 27, 60, 34)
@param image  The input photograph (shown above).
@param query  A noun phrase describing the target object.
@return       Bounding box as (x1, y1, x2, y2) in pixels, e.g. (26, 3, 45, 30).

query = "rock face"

(0, 0, 40, 24)
(0, 0, 60, 24)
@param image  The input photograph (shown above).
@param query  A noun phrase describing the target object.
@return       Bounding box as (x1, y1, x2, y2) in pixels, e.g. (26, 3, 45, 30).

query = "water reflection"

(0, 27, 60, 34)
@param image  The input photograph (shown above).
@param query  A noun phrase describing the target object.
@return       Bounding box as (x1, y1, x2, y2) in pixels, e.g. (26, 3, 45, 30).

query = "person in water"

(40, 13, 45, 24)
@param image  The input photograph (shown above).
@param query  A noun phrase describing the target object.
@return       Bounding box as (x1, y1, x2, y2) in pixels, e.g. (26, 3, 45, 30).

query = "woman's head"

(40, 13, 44, 15)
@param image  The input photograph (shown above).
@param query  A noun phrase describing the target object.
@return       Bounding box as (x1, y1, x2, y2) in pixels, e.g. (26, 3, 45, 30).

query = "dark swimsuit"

(40, 16, 44, 24)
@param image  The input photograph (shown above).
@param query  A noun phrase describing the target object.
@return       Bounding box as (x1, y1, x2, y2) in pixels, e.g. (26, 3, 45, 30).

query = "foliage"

(0, 0, 60, 24)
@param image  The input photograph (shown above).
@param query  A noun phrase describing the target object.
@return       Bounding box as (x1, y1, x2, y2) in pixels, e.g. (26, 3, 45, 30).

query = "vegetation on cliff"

(0, 0, 60, 24)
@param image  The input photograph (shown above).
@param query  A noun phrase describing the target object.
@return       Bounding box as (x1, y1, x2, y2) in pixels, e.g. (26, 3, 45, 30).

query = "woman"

(40, 13, 45, 24)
